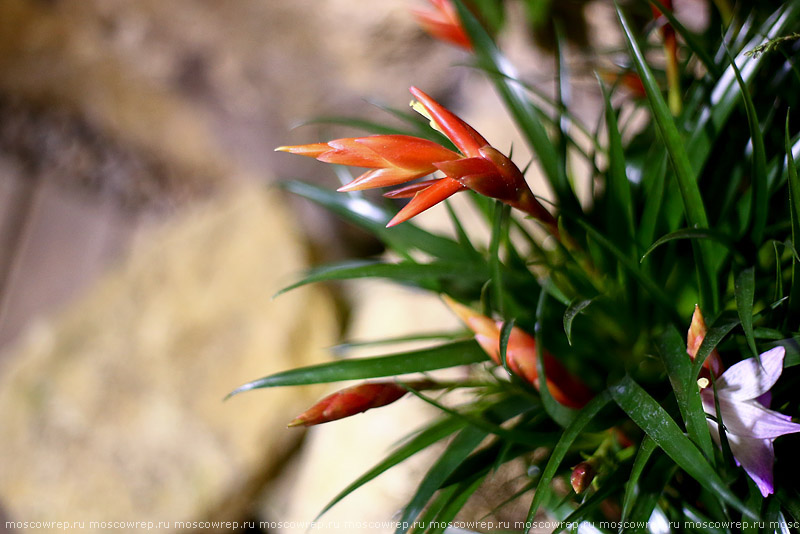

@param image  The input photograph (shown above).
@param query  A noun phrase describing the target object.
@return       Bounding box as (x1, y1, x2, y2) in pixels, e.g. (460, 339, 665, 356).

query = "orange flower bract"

(277, 87, 558, 234)
(443, 296, 594, 409)
(411, 0, 472, 51)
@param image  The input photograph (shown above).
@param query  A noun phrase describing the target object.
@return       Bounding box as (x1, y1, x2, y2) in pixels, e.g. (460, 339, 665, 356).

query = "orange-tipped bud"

(443, 296, 594, 409)
(570, 461, 596, 494)
(687, 305, 724, 378)
(288, 380, 433, 427)
(411, 0, 472, 51)
(277, 135, 460, 192)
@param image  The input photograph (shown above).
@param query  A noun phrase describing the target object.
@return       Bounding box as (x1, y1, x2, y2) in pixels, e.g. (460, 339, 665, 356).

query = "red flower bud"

(288, 380, 434, 427)
(686, 305, 724, 378)
(443, 296, 594, 409)
(570, 461, 596, 494)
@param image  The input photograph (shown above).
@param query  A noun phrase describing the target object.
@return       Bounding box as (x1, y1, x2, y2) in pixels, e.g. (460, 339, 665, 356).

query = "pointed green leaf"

(427, 475, 484, 534)
(525, 390, 612, 525)
(641, 228, 735, 263)
(275, 260, 490, 297)
(786, 114, 800, 323)
(734, 267, 758, 358)
(490, 202, 509, 315)
(396, 425, 487, 533)
(330, 332, 463, 355)
(499, 319, 515, 377)
(405, 387, 559, 446)
(281, 181, 469, 261)
(624, 457, 676, 534)
(691, 316, 740, 380)
(564, 298, 594, 346)
(686, 4, 800, 174)
(610, 375, 756, 519)
(636, 151, 668, 254)
(535, 291, 579, 427)
(598, 76, 634, 255)
(616, 4, 717, 312)
(619, 436, 658, 530)
(409, 484, 456, 534)
(227, 340, 488, 397)
(574, 217, 679, 321)
(452, 0, 578, 211)
(444, 201, 481, 261)
(616, 6, 708, 231)
(656, 326, 715, 460)
(317, 416, 466, 519)
(725, 45, 768, 245)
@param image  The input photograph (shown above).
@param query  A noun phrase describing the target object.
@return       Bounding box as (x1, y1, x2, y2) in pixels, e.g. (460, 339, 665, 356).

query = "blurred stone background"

(0, 1, 470, 533)
(0, 0, 659, 532)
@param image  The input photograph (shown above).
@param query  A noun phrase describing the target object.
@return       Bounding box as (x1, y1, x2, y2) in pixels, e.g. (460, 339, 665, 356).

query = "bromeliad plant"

(232, 1, 800, 532)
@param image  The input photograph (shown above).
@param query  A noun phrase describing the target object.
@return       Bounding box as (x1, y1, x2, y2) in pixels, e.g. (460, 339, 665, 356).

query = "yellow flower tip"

(274, 143, 329, 158)
(697, 377, 710, 389)
(441, 295, 499, 346)
(287, 417, 307, 428)
(441, 295, 478, 324)
(410, 99, 444, 136)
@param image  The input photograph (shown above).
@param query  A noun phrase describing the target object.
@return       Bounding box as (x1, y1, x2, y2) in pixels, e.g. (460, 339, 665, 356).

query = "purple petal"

(717, 347, 785, 401)
(727, 434, 775, 497)
(756, 391, 772, 408)
(717, 397, 800, 438)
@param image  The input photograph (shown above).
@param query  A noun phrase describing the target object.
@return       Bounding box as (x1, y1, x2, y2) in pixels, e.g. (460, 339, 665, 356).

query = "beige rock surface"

(0, 184, 338, 532)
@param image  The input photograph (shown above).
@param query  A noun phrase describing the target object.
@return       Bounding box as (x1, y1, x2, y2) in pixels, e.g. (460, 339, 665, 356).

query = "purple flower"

(701, 346, 800, 497)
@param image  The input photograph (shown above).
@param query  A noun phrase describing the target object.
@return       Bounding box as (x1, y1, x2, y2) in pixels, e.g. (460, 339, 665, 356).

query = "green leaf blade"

(786, 114, 800, 323)
(317, 416, 467, 520)
(725, 46, 768, 245)
(227, 340, 488, 397)
(524, 390, 613, 529)
(598, 76, 635, 255)
(619, 436, 658, 530)
(452, 0, 578, 211)
(734, 267, 758, 358)
(610, 375, 756, 519)
(641, 228, 735, 263)
(656, 326, 715, 461)
(395, 425, 487, 533)
(564, 298, 594, 346)
(281, 181, 469, 261)
(616, 4, 717, 312)
(274, 260, 490, 297)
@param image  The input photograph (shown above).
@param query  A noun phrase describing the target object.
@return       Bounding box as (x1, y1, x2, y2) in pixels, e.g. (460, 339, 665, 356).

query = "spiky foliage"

(235, 1, 800, 532)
